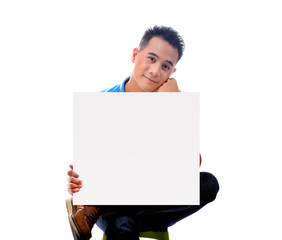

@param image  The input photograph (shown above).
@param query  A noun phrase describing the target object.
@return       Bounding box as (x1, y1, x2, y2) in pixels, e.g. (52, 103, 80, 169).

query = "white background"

(1, 1, 281, 239)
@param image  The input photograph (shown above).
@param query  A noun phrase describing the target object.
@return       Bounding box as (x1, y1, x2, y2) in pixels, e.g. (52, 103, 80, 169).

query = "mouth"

(144, 75, 158, 84)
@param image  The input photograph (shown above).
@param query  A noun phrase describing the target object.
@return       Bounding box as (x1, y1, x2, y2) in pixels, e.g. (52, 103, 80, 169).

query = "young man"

(66, 26, 219, 240)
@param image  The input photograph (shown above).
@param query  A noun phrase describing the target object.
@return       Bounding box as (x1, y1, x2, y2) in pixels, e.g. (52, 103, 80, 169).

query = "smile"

(144, 75, 158, 84)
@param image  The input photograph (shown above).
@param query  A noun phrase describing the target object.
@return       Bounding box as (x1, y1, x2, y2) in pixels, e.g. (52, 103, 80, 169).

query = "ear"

(170, 68, 176, 76)
(131, 48, 139, 63)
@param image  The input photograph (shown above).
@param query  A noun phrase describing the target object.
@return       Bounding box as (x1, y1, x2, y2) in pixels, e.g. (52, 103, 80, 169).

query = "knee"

(105, 215, 139, 239)
(200, 172, 220, 204)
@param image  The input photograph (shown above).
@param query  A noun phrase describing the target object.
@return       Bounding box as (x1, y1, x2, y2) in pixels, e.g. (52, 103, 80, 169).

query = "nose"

(149, 63, 160, 78)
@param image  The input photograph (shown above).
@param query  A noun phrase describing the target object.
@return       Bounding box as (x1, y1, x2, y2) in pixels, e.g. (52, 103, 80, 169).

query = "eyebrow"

(148, 52, 174, 67)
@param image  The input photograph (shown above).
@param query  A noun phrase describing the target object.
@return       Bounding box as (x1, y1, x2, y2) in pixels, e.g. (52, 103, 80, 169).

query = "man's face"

(129, 37, 178, 92)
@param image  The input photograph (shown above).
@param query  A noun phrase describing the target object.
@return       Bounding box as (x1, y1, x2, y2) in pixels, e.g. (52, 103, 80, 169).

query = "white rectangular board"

(73, 92, 199, 205)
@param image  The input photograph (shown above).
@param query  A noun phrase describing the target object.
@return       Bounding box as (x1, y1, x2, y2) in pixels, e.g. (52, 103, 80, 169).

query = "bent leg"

(138, 171, 220, 230)
(97, 212, 140, 240)
(96, 172, 219, 235)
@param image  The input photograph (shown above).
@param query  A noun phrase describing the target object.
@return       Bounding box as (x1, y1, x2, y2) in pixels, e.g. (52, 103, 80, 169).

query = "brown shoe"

(66, 198, 101, 240)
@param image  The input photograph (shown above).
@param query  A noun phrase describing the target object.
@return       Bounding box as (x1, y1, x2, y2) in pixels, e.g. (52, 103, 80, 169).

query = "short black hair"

(139, 26, 185, 62)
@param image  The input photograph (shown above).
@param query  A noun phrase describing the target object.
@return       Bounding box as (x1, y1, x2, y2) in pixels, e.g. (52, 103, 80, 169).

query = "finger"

(68, 188, 80, 194)
(68, 183, 83, 189)
(67, 169, 79, 178)
(68, 164, 80, 177)
(69, 177, 83, 185)
(68, 188, 80, 195)
(68, 177, 81, 185)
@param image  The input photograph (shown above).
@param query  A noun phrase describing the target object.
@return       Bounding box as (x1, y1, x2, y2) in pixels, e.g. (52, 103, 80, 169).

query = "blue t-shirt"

(100, 77, 130, 92)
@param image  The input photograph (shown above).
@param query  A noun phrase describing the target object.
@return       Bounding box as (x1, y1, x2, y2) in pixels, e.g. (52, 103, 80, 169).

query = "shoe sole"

(66, 198, 82, 240)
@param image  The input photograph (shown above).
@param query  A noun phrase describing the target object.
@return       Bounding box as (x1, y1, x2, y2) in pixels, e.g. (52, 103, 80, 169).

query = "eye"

(148, 56, 155, 62)
(162, 64, 170, 70)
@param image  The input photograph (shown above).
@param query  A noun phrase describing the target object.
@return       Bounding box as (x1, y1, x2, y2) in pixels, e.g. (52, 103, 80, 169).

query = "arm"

(67, 164, 83, 195)
(155, 78, 181, 92)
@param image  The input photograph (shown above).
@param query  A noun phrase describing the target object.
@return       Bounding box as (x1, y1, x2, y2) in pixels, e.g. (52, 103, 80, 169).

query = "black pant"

(96, 172, 219, 240)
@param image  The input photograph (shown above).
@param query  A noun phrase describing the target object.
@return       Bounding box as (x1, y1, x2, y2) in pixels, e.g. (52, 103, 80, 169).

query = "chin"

(140, 85, 157, 92)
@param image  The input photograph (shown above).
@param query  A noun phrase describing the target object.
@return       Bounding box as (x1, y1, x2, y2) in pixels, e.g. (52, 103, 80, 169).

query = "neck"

(124, 75, 142, 92)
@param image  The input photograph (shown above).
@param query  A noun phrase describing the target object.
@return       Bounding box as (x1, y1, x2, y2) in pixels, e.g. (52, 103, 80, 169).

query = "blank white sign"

(73, 92, 199, 205)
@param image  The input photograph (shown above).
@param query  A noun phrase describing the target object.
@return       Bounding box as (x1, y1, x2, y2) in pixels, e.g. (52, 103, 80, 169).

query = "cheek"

(135, 61, 148, 74)
(157, 78, 168, 87)
(160, 72, 171, 82)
